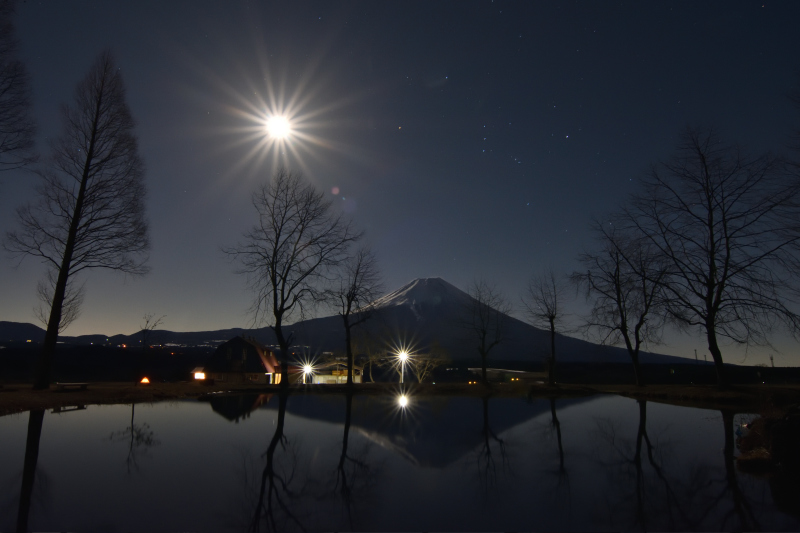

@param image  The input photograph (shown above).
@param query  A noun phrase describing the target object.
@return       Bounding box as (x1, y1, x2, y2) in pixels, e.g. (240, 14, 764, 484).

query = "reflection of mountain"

(257, 394, 593, 468)
(2, 278, 688, 364)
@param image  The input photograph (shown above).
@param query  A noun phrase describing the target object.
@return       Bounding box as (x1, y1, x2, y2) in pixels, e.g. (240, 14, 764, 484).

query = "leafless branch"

(522, 268, 568, 385)
(33, 269, 85, 333)
(461, 279, 510, 384)
(324, 246, 383, 385)
(619, 128, 800, 385)
(572, 223, 667, 385)
(0, 0, 37, 171)
(4, 50, 149, 388)
(225, 168, 361, 387)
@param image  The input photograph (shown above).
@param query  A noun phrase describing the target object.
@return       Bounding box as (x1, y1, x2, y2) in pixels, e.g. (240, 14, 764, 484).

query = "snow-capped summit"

(370, 277, 473, 313)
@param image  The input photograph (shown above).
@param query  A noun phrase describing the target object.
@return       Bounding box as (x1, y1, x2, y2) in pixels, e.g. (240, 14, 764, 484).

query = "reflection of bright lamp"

(398, 394, 409, 408)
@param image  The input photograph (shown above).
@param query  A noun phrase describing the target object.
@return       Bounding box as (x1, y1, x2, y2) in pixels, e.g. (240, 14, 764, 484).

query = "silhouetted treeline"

(0, 342, 212, 383)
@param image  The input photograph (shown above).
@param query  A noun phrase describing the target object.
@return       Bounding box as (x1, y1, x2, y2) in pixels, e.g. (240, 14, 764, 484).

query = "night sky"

(2, 1, 799, 362)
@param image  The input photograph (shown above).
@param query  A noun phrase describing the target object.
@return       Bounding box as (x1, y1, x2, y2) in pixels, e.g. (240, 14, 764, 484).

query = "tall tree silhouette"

(5, 51, 149, 389)
(522, 268, 567, 385)
(326, 246, 383, 386)
(622, 128, 800, 386)
(0, 0, 36, 172)
(462, 279, 510, 384)
(573, 224, 666, 386)
(227, 169, 360, 388)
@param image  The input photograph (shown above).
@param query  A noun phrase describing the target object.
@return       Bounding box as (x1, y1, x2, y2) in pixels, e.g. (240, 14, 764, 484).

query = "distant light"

(194, 372, 205, 380)
(398, 394, 409, 408)
(26, 339, 31, 343)
(121, 344, 127, 348)
(140, 377, 150, 384)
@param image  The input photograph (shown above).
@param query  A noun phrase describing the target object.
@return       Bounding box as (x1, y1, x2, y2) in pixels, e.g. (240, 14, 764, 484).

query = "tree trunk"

(34, 87, 101, 390)
(548, 318, 556, 385)
(35, 176, 87, 389)
(343, 315, 353, 387)
(707, 326, 727, 387)
(631, 351, 643, 387)
(273, 323, 290, 389)
(480, 351, 488, 384)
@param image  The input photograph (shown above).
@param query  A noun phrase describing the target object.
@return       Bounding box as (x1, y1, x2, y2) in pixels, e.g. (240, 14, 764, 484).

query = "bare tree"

(326, 246, 383, 386)
(226, 168, 360, 388)
(5, 51, 149, 389)
(0, 0, 36, 171)
(463, 279, 511, 384)
(410, 340, 449, 383)
(140, 313, 165, 352)
(351, 330, 387, 382)
(572, 224, 666, 386)
(522, 268, 567, 385)
(622, 128, 800, 386)
(33, 268, 85, 333)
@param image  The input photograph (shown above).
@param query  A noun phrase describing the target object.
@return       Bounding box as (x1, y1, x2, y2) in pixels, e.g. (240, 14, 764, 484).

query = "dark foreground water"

(2, 391, 798, 532)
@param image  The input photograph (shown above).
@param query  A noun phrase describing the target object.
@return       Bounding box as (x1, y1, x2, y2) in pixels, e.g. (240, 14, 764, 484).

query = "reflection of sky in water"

(1, 395, 797, 531)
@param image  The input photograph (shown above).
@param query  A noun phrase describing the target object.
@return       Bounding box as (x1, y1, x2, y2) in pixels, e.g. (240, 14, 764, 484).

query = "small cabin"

(309, 361, 363, 384)
(204, 337, 283, 384)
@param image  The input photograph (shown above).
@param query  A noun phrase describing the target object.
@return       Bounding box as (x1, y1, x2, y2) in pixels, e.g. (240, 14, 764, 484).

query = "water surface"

(1, 392, 797, 531)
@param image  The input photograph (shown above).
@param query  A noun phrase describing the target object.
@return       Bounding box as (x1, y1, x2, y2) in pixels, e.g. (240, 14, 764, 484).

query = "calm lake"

(2, 392, 798, 532)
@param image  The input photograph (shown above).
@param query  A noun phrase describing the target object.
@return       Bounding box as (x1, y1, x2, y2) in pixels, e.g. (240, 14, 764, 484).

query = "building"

(308, 361, 363, 384)
(203, 336, 294, 384)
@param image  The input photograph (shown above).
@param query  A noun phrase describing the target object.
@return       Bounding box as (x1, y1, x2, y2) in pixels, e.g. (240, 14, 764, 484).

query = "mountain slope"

(1, 278, 688, 364)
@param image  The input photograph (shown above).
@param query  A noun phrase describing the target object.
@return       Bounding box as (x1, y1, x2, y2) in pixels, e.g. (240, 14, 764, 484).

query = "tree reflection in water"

(333, 390, 378, 530)
(474, 395, 507, 493)
(247, 390, 306, 533)
(107, 403, 159, 474)
(594, 400, 696, 529)
(15, 409, 48, 533)
(593, 401, 774, 530)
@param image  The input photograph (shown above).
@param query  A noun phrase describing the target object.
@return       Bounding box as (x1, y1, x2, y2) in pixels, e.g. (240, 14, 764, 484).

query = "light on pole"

(398, 351, 409, 383)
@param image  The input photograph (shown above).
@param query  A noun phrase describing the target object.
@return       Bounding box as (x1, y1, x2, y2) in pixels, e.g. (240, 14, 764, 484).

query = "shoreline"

(2, 381, 799, 417)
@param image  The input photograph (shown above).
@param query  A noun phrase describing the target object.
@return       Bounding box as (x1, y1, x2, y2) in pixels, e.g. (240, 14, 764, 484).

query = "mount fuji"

(1, 277, 686, 364)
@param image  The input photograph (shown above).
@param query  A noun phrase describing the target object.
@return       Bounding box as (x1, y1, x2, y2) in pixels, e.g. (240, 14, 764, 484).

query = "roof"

(204, 336, 280, 373)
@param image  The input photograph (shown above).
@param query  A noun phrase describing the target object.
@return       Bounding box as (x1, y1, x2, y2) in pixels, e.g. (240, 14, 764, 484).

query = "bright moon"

(266, 116, 291, 139)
